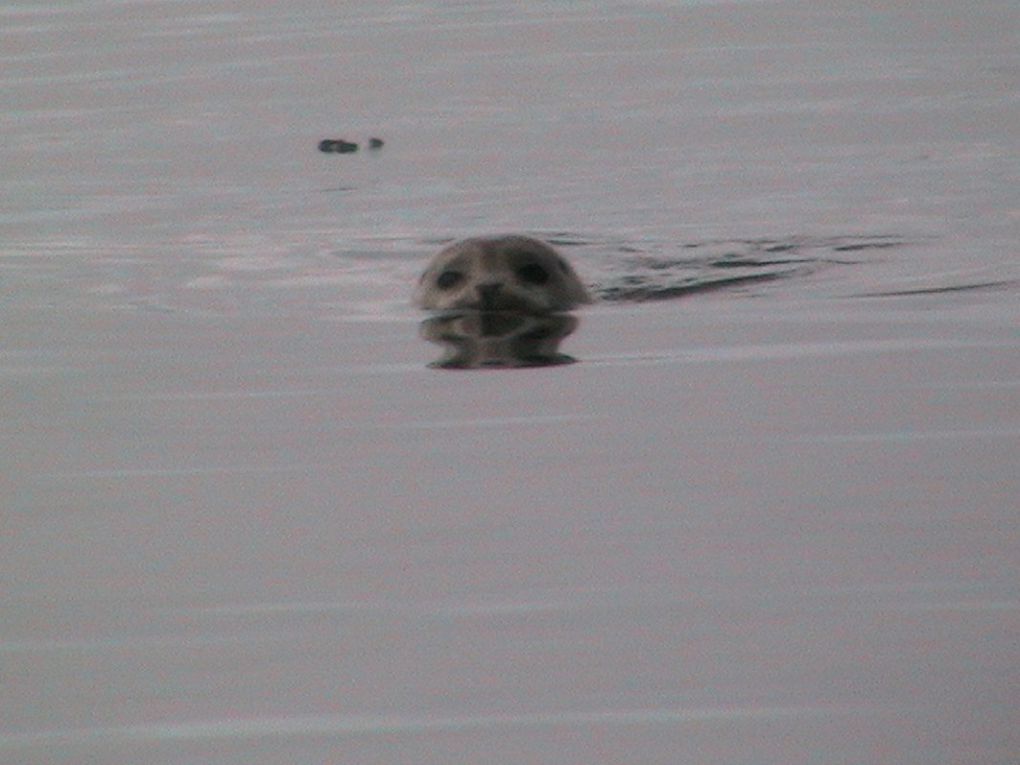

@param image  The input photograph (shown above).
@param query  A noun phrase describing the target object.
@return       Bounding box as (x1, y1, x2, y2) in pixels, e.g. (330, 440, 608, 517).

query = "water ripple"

(2, 704, 874, 750)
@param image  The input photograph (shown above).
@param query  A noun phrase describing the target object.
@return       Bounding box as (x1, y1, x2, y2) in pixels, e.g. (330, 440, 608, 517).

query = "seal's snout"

(477, 282, 503, 307)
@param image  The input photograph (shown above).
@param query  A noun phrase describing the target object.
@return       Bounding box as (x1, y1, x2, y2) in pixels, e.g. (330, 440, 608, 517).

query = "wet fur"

(415, 235, 590, 313)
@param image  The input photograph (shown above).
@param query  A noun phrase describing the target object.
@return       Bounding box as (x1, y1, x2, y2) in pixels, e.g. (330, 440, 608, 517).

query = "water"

(3, 1, 1019, 763)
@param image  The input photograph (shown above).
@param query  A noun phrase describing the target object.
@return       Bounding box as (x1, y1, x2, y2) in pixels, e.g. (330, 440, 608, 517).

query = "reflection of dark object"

(318, 139, 358, 153)
(368, 137, 384, 149)
(420, 311, 580, 370)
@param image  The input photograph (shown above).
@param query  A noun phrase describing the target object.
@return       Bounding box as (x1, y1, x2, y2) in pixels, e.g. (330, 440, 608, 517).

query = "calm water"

(3, 1, 1019, 763)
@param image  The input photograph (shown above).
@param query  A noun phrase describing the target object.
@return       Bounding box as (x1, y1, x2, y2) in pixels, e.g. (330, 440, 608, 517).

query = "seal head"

(414, 235, 590, 313)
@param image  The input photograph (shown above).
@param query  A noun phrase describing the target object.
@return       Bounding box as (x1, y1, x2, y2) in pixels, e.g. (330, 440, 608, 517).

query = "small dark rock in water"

(367, 137, 384, 149)
(318, 139, 358, 154)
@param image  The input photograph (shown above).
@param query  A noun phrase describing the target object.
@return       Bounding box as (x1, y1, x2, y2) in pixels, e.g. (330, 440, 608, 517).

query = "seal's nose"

(477, 282, 502, 307)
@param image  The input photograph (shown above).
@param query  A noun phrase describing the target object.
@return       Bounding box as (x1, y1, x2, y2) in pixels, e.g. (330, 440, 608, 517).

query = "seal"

(414, 235, 591, 313)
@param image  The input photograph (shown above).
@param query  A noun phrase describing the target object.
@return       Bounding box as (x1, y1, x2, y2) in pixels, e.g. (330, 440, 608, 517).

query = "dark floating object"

(317, 137, 384, 154)
(318, 139, 359, 154)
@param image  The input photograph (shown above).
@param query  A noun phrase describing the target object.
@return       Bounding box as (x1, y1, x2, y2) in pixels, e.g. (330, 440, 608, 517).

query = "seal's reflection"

(420, 311, 581, 369)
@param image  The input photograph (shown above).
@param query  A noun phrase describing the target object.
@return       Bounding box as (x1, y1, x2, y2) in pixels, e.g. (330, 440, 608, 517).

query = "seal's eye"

(436, 270, 464, 289)
(516, 263, 549, 285)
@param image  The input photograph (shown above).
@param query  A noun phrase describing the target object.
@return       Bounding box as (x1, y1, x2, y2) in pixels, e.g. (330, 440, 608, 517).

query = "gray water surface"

(3, 1, 1019, 763)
